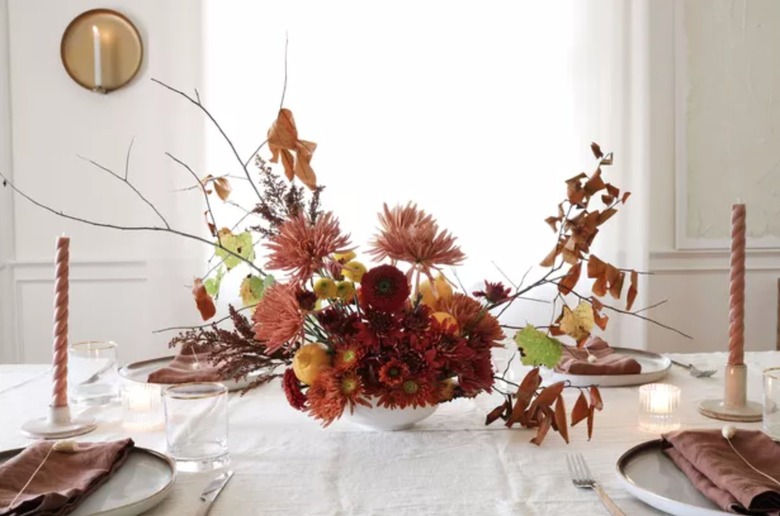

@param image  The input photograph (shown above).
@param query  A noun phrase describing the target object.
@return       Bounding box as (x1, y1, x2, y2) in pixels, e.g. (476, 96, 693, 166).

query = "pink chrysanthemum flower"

(265, 212, 352, 284)
(253, 283, 305, 353)
(369, 203, 465, 279)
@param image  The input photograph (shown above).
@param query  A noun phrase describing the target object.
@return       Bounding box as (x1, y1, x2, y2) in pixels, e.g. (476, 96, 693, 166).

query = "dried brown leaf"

(621, 191, 632, 203)
(540, 242, 562, 268)
(485, 402, 508, 426)
(605, 183, 619, 198)
(554, 395, 569, 443)
(545, 216, 561, 232)
(592, 276, 608, 297)
(589, 386, 604, 411)
(609, 270, 625, 299)
(587, 255, 607, 278)
(601, 194, 615, 205)
(587, 406, 595, 440)
(530, 408, 554, 445)
(559, 262, 581, 295)
(213, 177, 232, 201)
(590, 142, 604, 159)
(597, 208, 617, 225)
(626, 270, 638, 311)
(192, 278, 216, 321)
(571, 392, 589, 427)
(506, 368, 542, 427)
(584, 169, 606, 195)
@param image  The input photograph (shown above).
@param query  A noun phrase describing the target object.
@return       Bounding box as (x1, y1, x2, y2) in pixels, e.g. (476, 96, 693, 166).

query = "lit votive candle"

(122, 381, 163, 431)
(639, 383, 681, 433)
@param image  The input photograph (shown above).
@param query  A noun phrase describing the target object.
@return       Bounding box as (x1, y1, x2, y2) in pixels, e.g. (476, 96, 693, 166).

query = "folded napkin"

(0, 438, 134, 516)
(555, 336, 642, 375)
(663, 429, 780, 514)
(147, 342, 222, 384)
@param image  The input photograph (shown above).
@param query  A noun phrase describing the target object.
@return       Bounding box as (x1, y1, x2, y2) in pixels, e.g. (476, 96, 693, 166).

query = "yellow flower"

(313, 277, 337, 299)
(432, 311, 459, 331)
(292, 343, 332, 385)
(333, 251, 356, 263)
(419, 274, 453, 308)
(342, 261, 367, 282)
(336, 281, 356, 301)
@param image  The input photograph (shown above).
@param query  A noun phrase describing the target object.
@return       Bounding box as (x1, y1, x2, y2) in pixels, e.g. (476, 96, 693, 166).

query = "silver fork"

(566, 453, 625, 516)
(669, 359, 717, 378)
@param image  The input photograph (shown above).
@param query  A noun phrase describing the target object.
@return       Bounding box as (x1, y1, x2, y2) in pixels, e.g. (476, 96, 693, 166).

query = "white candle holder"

(699, 364, 762, 422)
(22, 405, 97, 439)
(639, 383, 681, 433)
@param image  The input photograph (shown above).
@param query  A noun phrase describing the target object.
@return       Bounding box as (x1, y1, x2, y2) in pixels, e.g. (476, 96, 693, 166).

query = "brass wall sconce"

(61, 9, 143, 94)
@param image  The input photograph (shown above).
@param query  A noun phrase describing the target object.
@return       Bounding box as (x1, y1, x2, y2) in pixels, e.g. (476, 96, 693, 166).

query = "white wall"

(202, 0, 606, 337)
(0, 0, 208, 363)
(646, 0, 780, 353)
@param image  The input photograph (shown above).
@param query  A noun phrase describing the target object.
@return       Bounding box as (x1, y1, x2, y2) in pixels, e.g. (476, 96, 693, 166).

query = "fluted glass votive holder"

(639, 383, 681, 433)
(763, 368, 780, 440)
(122, 381, 164, 431)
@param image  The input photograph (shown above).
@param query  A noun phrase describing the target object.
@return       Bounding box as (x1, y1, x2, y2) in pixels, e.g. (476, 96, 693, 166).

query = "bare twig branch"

(0, 169, 266, 276)
(633, 299, 668, 315)
(242, 32, 289, 168)
(491, 261, 518, 289)
(124, 136, 134, 181)
(151, 77, 264, 201)
(165, 152, 222, 247)
(77, 148, 170, 229)
(551, 282, 692, 339)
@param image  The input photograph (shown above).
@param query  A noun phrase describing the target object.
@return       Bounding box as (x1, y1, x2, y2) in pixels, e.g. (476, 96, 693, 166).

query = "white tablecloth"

(0, 351, 775, 515)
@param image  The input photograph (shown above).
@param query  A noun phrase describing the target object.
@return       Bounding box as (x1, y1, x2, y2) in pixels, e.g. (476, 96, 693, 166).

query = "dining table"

(0, 350, 775, 515)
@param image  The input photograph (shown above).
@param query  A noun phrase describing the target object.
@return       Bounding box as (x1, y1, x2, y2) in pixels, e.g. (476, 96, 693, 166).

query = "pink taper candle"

(52, 236, 70, 407)
(728, 204, 746, 366)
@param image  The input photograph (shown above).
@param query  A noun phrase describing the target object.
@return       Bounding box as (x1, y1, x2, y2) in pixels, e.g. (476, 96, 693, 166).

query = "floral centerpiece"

(2, 69, 686, 443)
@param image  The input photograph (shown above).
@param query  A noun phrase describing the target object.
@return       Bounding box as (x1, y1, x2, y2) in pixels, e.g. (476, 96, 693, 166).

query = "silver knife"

(195, 470, 234, 516)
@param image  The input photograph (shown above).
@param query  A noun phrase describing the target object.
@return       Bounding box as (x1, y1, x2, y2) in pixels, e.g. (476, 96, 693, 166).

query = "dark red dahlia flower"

(378, 359, 410, 387)
(360, 265, 410, 313)
(282, 368, 308, 411)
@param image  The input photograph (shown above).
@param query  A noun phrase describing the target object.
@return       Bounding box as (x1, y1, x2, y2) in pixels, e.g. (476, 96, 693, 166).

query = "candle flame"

(92, 25, 100, 37)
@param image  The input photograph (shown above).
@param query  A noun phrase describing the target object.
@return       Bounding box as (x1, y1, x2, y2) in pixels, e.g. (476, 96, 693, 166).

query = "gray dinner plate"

(615, 439, 728, 515)
(0, 446, 175, 516)
(548, 347, 671, 387)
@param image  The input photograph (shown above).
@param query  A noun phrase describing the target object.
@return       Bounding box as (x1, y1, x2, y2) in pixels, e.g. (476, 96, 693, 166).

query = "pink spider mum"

(253, 283, 305, 353)
(368, 203, 465, 279)
(265, 212, 352, 284)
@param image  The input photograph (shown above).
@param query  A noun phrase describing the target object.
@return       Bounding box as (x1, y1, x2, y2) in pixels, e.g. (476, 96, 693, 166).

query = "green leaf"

(215, 230, 255, 270)
(203, 267, 225, 298)
(240, 274, 274, 306)
(514, 325, 563, 368)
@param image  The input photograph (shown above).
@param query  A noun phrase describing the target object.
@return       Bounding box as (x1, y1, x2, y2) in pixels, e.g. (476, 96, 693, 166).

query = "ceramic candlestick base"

(698, 364, 762, 422)
(21, 405, 97, 439)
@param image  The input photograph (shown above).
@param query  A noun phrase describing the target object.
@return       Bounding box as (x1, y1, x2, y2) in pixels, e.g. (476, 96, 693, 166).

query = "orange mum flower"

(377, 376, 438, 409)
(307, 368, 369, 426)
(253, 283, 305, 353)
(437, 293, 505, 348)
(266, 212, 352, 284)
(369, 203, 465, 279)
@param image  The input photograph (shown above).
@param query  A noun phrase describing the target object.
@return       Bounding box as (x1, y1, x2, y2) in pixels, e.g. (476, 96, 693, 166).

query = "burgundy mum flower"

(472, 280, 512, 305)
(360, 265, 410, 313)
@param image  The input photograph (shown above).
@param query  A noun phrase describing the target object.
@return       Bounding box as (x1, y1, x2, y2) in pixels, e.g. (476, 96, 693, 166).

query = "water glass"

(163, 382, 229, 472)
(68, 341, 119, 406)
(638, 383, 681, 433)
(763, 368, 780, 440)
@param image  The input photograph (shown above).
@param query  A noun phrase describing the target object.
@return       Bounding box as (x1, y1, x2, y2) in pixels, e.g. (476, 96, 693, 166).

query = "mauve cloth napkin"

(555, 336, 642, 375)
(663, 429, 780, 514)
(147, 342, 222, 384)
(0, 438, 134, 516)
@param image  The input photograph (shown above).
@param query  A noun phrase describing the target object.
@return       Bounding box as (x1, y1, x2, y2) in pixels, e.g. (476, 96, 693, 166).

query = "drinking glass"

(638, 383, 681, 433)
(763, 368, 780, 440)
(68, 340, 119, 406)
(163, 382, 229, 472)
